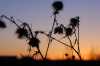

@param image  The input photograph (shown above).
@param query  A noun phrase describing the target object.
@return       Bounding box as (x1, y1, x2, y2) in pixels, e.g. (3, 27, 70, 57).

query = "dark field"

(0, 56, 100, 65)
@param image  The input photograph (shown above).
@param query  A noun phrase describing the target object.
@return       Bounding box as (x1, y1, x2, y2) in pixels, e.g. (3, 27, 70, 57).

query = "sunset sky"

(0, 0, 100, 60)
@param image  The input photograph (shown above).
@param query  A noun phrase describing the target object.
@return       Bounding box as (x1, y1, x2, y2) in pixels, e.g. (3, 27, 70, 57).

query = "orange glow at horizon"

(1, 46, 100, 60)
(0, 33, 100, 60)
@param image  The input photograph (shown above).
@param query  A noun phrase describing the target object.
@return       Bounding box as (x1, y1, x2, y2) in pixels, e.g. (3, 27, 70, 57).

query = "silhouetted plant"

(0, 15, 43, 60)
(0, 0, 82, 60)
(68, 16, 81, 57)
(44, 1, 64, 59)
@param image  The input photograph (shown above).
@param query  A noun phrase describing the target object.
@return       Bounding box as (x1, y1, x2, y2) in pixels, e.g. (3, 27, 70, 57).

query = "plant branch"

(23, 23, 44, 60)
(0, 15, 20, 28)
(37, 47, 44, 60)
(44, 14, 57, 59)
(39, 31, 81, 60)
(77, 24, 80, 54)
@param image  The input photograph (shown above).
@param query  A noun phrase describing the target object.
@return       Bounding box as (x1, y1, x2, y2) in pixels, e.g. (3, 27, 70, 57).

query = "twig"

(44, 14, 57, 59)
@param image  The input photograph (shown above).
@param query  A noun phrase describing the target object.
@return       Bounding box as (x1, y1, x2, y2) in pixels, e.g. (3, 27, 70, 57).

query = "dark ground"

(0, 56, 100, 65)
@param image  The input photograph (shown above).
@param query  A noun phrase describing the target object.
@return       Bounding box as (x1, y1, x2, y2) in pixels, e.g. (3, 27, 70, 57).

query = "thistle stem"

(44, 14, 57, 59)
(40, 32, 82, 60)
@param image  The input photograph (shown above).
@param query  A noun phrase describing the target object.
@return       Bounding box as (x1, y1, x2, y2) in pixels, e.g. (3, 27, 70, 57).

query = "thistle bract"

(70, 17, 80, 28)
(54, 26, 63, 34)
(28, 37, 40, 48)
(52, 1, 63, 14)
(65, 27, 73, 36)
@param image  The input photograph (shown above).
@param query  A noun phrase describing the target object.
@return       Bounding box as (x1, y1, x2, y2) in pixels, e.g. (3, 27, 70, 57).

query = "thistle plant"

(0, 1, 81, 60)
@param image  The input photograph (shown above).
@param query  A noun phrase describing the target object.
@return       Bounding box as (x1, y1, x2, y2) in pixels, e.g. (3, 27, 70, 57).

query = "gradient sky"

(0, 0, 100, 60)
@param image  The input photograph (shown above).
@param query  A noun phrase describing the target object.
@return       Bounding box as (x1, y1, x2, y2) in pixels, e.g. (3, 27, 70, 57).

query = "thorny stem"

(67, 36, 73, 47)
(37, 47, 44, 60)
(28, 45, 31, 57)
(77, 25, 80, 54)
(0, 15, 32, 57)
(73, 31, 78, 47)
(1, 14, 81, 60)
(23, 23, 44, 60)
(0, 15, 20, 28)
(39, 32, 82, 60)
(0, 15, 44, 60)
(67, 36, 74, 58)
(44, 14, 57, 59)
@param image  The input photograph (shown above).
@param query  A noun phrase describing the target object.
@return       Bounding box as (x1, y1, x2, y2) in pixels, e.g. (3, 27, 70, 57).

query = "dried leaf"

(0, 20, 6, 28)
(28, 37, 40, 48)
(69, 17, 80, 28)
(65, 27, 73, 36)
(16, 28, 28, 39)
(54, 26, 63, 34)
